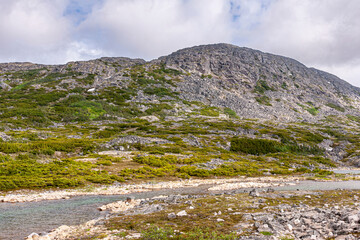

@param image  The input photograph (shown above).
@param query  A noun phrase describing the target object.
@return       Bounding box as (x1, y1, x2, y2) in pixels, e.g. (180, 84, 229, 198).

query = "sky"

(0, 0, 359, 87)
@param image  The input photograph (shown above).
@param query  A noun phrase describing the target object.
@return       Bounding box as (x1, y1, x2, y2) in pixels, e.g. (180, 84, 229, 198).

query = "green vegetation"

(0, 156, 123, 191)
(142, 226, 237, 240)
(230, 137, 323, 156)
(347, 115, 360, 123)
(255, 96, 272, 106)
(224, 108, 237, 118)
(306, 107, 319, 116)
(254, 80, 275, 94)
(199, 106, 220, 117)
(0, 62, 358, 193)
(326, 103, 345, 112)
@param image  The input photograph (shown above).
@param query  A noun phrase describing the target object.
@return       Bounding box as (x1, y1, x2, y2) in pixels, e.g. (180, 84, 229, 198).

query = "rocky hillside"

(1, 44, 360, 189)
(158, 44, 360, 121)
(1, 43, 359, 125)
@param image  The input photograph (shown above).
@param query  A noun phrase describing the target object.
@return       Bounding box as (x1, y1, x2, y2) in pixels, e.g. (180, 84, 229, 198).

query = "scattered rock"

(176, 210, 188, 217)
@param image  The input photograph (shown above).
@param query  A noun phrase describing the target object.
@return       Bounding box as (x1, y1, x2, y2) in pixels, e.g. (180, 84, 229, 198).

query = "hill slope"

(1, 43, 359, 124)
(0, 44, 360, 192)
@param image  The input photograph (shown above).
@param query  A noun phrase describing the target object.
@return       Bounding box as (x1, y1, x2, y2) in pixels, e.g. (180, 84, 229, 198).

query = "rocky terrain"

(1, 43, 360, 122)
(25, 188, 360, 240)
(1, 43, 360, 239)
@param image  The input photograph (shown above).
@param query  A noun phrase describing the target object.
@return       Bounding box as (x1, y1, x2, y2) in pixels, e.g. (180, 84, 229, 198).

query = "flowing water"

(3, 179, 360, 239)
(0, 185, 210, 240)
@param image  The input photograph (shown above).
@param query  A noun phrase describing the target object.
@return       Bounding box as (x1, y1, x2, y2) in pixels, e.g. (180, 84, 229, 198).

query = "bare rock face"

(158, 43, 360, 121)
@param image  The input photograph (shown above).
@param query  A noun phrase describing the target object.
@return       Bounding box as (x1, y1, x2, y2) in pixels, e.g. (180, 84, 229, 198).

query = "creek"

(3, 178, 360, 240)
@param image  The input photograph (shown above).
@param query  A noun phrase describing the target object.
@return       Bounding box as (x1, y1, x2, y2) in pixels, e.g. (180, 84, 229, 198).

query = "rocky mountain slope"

(1, 43, 360, 192)
(159, 44, 360, 121)
(0, 43, 359, 124)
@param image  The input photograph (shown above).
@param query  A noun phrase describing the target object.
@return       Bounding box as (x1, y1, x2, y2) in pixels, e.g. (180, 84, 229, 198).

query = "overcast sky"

(0, 0, 359, 87)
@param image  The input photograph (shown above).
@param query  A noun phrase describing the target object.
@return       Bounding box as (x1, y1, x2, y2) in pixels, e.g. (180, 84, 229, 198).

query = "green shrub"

(178, 166, 210, 177)
(230, 137, 280, 155)
(224, 108, 237, 118)
(306, 107, 319, 116)
(200, 107, 219, 117)
(254, 80, 274, 93)
(255, 96, 272, 106)
(144, 87, 176, 97)
(326, 103, 345, 112)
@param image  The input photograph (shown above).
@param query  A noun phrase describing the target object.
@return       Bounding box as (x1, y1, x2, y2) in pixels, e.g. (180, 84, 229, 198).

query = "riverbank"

(25, 189, 360, 240)
(0, 176, 300, 203)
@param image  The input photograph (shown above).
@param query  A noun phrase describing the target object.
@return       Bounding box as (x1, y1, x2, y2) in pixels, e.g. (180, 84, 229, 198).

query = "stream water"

(3, 178, 360, 239)
(0, 185, 210, 240)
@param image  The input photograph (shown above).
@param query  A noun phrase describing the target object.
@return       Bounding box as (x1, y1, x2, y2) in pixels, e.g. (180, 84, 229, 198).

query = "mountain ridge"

(0, 43, 359, 123)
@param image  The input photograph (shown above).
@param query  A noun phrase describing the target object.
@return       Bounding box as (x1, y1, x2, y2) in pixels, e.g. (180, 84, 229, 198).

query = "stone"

(249, 189, 260, 197)
(26, 233, 39, 240)
(286, 224, 293, 231)
(176, 210, 188, 217)
(168, 212, 176, 219)
(346, 214, 359, 223)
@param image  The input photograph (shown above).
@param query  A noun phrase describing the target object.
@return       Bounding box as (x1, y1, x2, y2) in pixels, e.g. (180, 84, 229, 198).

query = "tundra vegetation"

(0, 63, 358, 191)
(1, 44, 360, 239)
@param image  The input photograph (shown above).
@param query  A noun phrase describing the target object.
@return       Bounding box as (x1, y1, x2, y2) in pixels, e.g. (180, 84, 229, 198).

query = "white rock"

(26, 233, 39, 240)
(294, 219, 301, 225)
(87, 88, 96, 92)
(177, 210, 188, 217)
(217, 218, 225, 222)
(347, 214, 359, 223)
(139, 115, 159, 122)
(286, 224, 293, 231)
(126, 233, 141, 239)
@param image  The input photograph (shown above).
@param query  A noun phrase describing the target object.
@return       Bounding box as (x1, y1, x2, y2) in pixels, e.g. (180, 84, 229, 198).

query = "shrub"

(230, 137, 280, 155)
(178, 166, 210, 177)
(326, 103, 345, 112)
(200, 107, 219, 117)
(255, 96, 272, 106)
(254, 80, 274, 93)
(224, 108, 237, 118)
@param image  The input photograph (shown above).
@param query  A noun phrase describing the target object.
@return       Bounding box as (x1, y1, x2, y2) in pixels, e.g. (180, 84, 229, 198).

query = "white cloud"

(242, 0, 360, 86)
(78, 0, 234, 59)
(0, 0, 73, 63)
(0, 0, 359, 86)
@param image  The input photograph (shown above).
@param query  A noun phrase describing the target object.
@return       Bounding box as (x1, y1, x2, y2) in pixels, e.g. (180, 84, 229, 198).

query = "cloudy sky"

(0, 0, 359, 87)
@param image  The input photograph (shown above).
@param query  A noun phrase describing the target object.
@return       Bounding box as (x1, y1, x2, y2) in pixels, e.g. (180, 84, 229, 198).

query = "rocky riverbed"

(21, 177, 360, 240)
(25, 189, 360, 240)
(0, 176, 298, 203)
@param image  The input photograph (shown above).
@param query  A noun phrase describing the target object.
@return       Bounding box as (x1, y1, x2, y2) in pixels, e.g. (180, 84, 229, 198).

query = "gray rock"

(249, 189, 260, 197)
(167, 212, 176, 219)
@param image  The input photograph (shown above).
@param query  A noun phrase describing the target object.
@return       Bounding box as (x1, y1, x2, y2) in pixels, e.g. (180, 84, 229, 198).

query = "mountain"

(1, 43, 360, 193)
(158, 43, 360, 121)
(1, 43, 359, 125)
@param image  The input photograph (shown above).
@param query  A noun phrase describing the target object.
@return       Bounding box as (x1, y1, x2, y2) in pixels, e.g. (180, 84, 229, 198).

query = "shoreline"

(0, 176, 301, 203)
